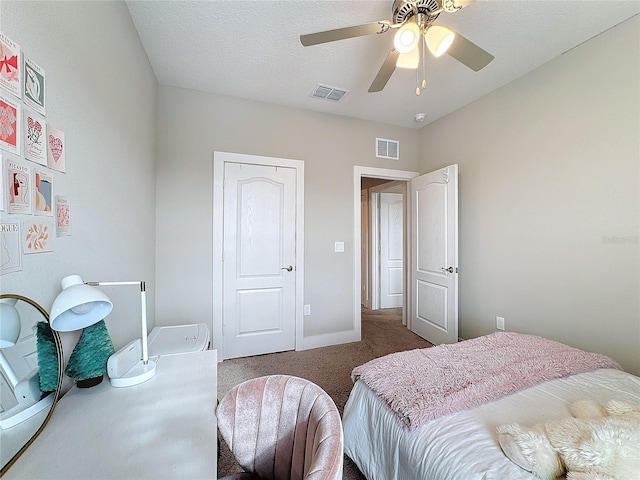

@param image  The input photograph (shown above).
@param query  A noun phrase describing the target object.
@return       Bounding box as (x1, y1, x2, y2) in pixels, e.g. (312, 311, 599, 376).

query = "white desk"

(4, 350, 217, 479)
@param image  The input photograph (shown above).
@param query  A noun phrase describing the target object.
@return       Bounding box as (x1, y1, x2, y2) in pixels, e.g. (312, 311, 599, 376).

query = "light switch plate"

(334, 242, 345, 252)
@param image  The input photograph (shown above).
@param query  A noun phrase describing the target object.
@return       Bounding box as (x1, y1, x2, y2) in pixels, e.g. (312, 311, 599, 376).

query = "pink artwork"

(57, 202, 69, 227)
(55, 195, 71, 237)
(47, 124, 65, 172)
(0, 32, 21, 98)
(0, 94, 20, 155)
(24, 109, 47, 165)
(23, 219, 53, 253)
(7, 160, 31, 214)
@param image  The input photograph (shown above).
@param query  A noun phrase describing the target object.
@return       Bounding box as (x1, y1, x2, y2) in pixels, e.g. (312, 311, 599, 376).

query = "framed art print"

(0, 93, 21, 155)
(0, 32, 21, 98)
(55, 195, 71, 236)
(34, 169, 53, 216)
(7, 160, 31, 214)
(23, 57, 45, 115)
(47, 124, 65, 172)
(0, 152, 4, 211)
(23, 219, 53, 254)
(24, 108, 47, 165)
(0, 222, 22, 274)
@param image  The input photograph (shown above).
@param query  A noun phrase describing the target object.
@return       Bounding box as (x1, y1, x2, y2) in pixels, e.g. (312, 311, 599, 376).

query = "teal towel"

(36, 321, 59, 392)
(65, 320, 115, 381)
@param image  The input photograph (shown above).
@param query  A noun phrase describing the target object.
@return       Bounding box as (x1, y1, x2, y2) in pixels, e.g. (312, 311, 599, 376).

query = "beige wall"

(155, 87, 420, 347)
(1, 2, 158, 357)
(418, 16, 640, 374)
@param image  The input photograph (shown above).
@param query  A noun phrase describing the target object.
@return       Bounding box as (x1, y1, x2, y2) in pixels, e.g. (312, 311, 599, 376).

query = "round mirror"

(0, 294, 63, 475)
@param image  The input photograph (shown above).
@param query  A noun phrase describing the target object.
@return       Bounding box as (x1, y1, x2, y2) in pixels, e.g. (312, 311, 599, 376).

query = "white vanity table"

(4, 350, 218, 479)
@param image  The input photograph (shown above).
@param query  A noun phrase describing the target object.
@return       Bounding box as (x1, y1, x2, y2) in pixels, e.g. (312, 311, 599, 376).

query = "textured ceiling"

(126, 1, 640, 129)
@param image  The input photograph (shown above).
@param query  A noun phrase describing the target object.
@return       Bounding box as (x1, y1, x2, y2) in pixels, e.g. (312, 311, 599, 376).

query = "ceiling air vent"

(311, 84, 348, 102)
(376, 138, 399, 160)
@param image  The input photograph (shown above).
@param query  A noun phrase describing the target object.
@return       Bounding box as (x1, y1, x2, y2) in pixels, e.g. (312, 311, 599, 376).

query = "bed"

(342, 332, 640, 480)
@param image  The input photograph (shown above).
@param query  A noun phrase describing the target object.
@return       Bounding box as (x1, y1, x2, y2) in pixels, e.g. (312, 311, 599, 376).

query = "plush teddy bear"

(497, 399, 640, 480)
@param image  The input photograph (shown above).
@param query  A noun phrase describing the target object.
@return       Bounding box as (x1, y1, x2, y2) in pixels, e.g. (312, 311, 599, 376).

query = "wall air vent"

(376, 138, 400, 160)
(311, 84, 348, 102)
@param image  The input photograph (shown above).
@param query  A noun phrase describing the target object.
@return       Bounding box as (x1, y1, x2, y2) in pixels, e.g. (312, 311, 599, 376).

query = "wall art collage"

(1, 31, 71, 275)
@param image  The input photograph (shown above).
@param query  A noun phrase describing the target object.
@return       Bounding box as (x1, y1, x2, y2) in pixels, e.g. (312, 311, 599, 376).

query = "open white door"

(379, 192, 404, 308)
(410, 164, 458, 345)
(222, 162, 297, 359)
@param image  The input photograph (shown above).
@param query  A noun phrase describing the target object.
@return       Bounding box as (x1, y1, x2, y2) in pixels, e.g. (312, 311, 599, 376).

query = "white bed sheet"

(343, 369, 640, 480)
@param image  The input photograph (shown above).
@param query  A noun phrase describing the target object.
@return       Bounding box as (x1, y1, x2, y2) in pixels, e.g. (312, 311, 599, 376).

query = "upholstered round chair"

(217, 375, 343, 480)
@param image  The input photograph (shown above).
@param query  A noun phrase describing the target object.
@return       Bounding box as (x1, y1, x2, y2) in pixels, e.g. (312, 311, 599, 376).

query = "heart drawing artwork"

(47, 124, 66, 173)
(49, 135, 62, 160)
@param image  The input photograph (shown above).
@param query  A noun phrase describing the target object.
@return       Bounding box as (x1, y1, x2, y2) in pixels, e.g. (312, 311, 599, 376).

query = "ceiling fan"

(300, 0, 494, 95)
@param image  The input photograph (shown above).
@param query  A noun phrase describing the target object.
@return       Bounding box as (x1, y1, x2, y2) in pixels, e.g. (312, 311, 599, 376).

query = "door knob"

(441, 266, 454, 273)
(281, 265, 293, 272)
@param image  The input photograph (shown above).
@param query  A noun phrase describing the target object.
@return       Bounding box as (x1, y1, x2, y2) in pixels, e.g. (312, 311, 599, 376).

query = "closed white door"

(222, 162, 297, 359)
(379, 192, 403, 308)
(410, 165, 458, 344)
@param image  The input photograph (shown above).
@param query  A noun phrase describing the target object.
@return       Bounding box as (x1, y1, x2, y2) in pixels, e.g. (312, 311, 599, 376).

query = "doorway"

(353, 167, 419, 337)
(363, 180, 406, 311)
(354, 165, 459, 345)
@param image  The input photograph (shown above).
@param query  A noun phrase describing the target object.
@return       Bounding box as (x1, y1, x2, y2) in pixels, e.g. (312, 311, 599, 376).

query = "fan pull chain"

(415, 31, 422, 96)
(415, 30, 427, 96)
(422, 34, 427, 89)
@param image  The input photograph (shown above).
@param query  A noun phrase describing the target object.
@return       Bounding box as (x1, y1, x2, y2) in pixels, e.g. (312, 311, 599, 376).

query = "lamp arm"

(85, 280, 149, 364)
(140, 284, 148, 364)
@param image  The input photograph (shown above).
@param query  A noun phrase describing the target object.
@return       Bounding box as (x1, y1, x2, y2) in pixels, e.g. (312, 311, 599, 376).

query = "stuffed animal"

(497, 399, 640, 480)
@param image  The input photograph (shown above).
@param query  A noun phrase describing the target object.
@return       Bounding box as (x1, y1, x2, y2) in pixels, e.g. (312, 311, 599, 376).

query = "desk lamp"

(50, 275, 156, 387)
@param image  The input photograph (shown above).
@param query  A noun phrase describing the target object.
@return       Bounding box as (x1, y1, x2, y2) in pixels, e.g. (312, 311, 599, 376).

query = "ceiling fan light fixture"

(425, 26, 455, 57)
(393, 21, 420, 53)
(396, 46, 419, 69)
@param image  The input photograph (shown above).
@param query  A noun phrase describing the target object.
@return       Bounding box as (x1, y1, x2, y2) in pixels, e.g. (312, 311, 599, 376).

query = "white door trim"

(353, 166, 419, 335)
(213, 151, 305, 360)
(360, 189, 372, 310)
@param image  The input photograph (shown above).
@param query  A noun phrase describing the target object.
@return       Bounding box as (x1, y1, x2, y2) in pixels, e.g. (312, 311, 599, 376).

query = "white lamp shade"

(425, 26, 455, 57)
(0, 298, 20, 347)
(394, 22, 420, 54)
(50, 275, 113, 332)
(396, 46, 420, 69)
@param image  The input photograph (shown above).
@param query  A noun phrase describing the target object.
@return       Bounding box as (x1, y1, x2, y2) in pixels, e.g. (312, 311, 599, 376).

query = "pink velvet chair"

(217, 375, 343, 480)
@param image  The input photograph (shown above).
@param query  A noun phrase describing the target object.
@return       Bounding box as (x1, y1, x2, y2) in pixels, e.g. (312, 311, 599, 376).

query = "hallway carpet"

(217, 307, 433, 479)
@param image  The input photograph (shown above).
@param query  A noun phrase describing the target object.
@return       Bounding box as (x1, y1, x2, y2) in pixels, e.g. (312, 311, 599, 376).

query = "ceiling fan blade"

(446, 31, 494, 71)
(300, 22, 387, 47)
(368, 49, 400, 93)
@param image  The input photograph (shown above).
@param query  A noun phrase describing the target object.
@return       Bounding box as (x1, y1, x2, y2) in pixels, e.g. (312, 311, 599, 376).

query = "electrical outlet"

(304, 304, 311, 316)
(496, 316, 505, 331)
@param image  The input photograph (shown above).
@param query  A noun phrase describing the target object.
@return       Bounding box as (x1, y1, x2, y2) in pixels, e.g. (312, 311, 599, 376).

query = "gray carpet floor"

(217, 307, 433, 479)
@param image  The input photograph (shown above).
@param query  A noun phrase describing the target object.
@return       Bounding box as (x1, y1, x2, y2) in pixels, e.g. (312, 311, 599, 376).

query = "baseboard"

(300, 329, 360, 351)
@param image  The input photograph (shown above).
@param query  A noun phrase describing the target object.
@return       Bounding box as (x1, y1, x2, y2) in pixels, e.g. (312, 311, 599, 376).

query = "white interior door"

(222, 162, 297, 359)
(379, 192, 403, 308)
(410, 164, 458, 344)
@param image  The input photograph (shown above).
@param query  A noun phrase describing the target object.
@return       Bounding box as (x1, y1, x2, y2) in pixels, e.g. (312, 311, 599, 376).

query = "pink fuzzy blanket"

(351, 332, 621, 430)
